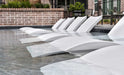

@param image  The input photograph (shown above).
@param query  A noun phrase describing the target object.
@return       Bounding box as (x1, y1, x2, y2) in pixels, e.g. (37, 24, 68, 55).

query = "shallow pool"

(0, 29, 76, 75)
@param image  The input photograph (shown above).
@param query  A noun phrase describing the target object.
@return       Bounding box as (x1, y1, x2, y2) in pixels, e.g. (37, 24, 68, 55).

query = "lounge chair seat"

(27, 37, 118, 57)
(40, 45, 124, 75)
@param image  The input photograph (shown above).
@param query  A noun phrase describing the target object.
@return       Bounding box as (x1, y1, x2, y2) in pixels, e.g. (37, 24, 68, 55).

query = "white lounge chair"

(40, 45, 124, 75)
(19, 18, 65, 33)
(20, 16, 101, 44)
(36, 16, 102, 42)
(20, 16, 87, 43)
(27, 16, 120, 57)
(47, 16, 124, 52)
(26, 16, 124, 57)
(21, 17, 74, 36)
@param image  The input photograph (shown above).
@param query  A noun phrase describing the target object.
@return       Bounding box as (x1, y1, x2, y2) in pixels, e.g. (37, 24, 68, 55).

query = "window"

(102, 0, 120, 15)
(103, 0, 107, 15)
(94, 0, 98, 11)
(57, 0, 70, 8)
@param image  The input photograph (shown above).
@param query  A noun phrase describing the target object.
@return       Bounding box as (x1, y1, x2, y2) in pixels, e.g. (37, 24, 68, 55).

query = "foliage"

(0, 0, 50, 8)
(0, 0, 31, 8)
(43, 4, 50, 8)
(107, 9, 114, 15)
(104, 19, 110, 23)
(0, 4, 8, 8)
(34, 3, 43, 8)
(69, 4, 75, 11)
(69, 2, 85, 12)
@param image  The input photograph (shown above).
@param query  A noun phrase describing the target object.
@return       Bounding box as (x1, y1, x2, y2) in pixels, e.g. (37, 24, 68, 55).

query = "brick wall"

(121, 0, 124, 12)
(0, 8, 64, 26)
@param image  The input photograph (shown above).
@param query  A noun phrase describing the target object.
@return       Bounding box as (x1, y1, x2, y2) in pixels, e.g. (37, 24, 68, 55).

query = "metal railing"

(101, 15, 123, 25)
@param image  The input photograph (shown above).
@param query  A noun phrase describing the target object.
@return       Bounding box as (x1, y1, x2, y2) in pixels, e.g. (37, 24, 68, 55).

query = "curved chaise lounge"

(48, 16, 124, 52)
(26, 16, 124, 57)
(20, 18, 65, 33)
(20, 17, 74, 36)
(36, 16, 102, 42)
(40, 45, 124, 75)
(20, 16, 101, 43)
(20, 16, 87, 43)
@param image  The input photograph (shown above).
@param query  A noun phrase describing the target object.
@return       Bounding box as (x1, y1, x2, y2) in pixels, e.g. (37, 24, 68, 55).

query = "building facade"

(40, 0, 124, 15)
(94, 0, 124, 15)
(1, 0, 124, 15)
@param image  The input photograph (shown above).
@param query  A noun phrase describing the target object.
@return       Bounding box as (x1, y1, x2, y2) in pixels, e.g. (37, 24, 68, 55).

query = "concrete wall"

(0, 8, 64, 26)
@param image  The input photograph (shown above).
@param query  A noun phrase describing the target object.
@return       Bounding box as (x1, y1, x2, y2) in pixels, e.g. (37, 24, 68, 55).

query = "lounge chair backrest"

(66, 16, 87, 32)
(76, 16, 102, 33)
(58, 17, 75, 31)
(81, 45, 124, 73)
(52, 19, 65, 31)
(108, 16, 124, 38)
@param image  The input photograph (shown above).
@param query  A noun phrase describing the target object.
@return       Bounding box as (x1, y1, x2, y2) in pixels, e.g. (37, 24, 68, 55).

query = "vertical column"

(98, 0, 102, 15)
(51, 0, 53, 8)
(70, 0, 73, 4)
(52, 0, 55, 8)
(88, 0, 95, 10)
(74, 0, 76, 4)
(95, 0, 98, 11)
(56, 0, 58, 8)
(117, 0, 120, 13)
(65, 0, 67, 10)
(121, 0, 124, 12)
(109, 0, 113, 15)
(103, 0, 107, 15)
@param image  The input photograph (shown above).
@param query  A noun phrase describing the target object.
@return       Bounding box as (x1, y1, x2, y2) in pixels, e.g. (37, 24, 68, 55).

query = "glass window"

(102, 0, 120, 15)
(117, 0, 120, 13)
(94, 0, 98, 11)
(103, 0, 107, 15)
(57, 0, 70, 8)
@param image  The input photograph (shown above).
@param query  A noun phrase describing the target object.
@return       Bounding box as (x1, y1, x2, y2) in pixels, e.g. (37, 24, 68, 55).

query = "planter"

(73, 10, 83, 16)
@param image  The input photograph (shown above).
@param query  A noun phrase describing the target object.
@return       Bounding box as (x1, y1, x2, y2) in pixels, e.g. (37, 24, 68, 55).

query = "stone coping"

(0, 8, 65, 12)
(0, 25, 113, 33)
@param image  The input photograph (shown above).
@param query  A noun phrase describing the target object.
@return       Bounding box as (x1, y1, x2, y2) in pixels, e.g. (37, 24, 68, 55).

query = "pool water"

(0, 29, 76, 75)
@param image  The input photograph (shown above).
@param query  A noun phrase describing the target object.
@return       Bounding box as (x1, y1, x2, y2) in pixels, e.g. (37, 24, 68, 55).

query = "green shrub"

(0, 0, 31, 8)
(112, 19, 115, 22)
(0, 0, 49, 8)
(0, 4, 8, 8)
(7, 1, 18, 8)
(69, 2, 85, 12)
(75, 2, 81, 10)
(43, 4, 50, 8)
(34, 3, 43, 8)
(69, 4, 75, 11)
(23, 1, 31, 8)
(104, 19, 110, 23)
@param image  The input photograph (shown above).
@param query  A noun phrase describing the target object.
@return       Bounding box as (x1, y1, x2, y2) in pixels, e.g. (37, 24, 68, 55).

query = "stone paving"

(0, 29, 78, 75)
